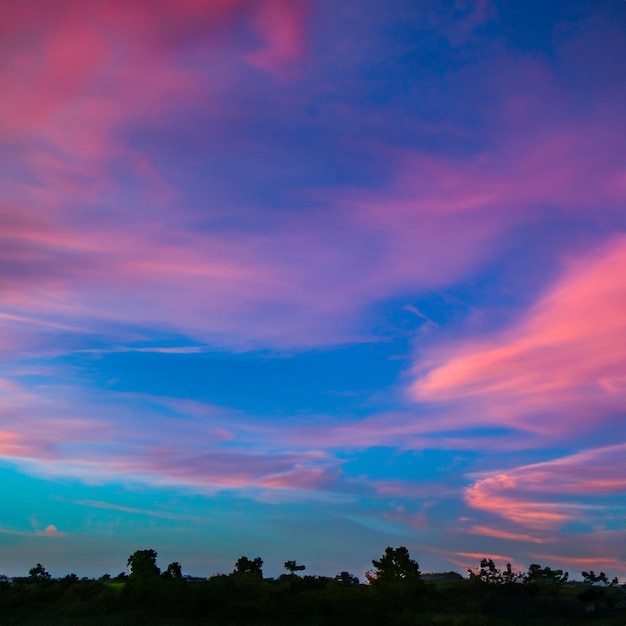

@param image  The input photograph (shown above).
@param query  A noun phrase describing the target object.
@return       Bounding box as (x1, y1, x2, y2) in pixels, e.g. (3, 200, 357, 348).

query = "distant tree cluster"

(0, 547, 623, 625)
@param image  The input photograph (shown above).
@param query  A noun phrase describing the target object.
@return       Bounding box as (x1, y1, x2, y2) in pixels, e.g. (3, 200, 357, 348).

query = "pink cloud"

(372, 479, 457, 500)
(104, 445, 342, 493)
(0, 376, 445, 499)
(6, 132, 621, 353)
(0, 375, 347, 494)
(0, 0, 287, 133)
(259, 467, 338, 491)
(412, 236, 626, 436)
(273, 408, 550, 455)
(0, 0, 307, 213)
(465, 486, 573, 529)
(527, 551, 626, 579)
(464, 444, 626, 530)
(3, 219, 624, 503)
(2, 7, 624, 352)
(422, 534, 626, 580)
(446, 551, 526, 575)
(464, 526, 548, 544)
(245, 0, 309, 75)
(0, 197, 501, 349)
(0, 430, 53, 461)
(37, 524, 66, 538)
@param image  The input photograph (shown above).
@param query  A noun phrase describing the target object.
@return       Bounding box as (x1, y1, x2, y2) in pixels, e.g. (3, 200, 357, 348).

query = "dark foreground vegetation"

(1, 547, 624, 625)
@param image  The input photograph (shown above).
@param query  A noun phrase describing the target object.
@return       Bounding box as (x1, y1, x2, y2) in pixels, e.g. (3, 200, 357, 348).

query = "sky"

(0, 0, 625, 581)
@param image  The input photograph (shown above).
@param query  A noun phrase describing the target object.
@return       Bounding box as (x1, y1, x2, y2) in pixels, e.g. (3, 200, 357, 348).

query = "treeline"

(0, 547, 624, 625)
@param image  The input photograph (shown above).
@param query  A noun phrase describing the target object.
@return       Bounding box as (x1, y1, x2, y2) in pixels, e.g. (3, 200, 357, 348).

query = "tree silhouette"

(582, 570, 609, 585)
(468, 558, 499, 584)
(162, 561, 183, 579)
(234, 556, 263, 578)
(334, 570, 360, 586)
(28, 563, 51, 582)
(501, 562, 522, 585)
(284, 560, 306, 574)
(127, 549, 161, 579)
(467, 558, 524, 585)
(366, 546, 420, 585)
(0, 547, 624, 624)
(523, 563, 568, 595)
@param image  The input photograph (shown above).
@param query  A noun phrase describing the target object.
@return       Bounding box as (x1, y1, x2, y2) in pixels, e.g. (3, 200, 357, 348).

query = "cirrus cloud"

(464, 444, 626, 530)
(412, 235, 626, 438)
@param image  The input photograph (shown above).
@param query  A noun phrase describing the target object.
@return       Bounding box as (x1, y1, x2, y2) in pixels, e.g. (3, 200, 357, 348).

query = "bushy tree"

(234, 556, 263, 578)
(502, 562, 523, 585)
(523, 563, 568, 595)
(62, 573, 79, 584)
(162, 561, 183, 579)
(579, 570, 616, 609)
(366, 546, 421, 585)
(468, 558, 521, 584)
(582, 570, 609, 585)
(29, 563, 51, 582)
(127, 549, 161, 579)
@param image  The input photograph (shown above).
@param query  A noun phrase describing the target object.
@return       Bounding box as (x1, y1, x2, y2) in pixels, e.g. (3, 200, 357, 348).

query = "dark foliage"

(28, 563, 51, 583)
(127, 549, 160, 579)
(284, 559, 306, 574)
(233, 555, 263, 578)
(366, 546, 421, 586)
(0, 550, 624, 625)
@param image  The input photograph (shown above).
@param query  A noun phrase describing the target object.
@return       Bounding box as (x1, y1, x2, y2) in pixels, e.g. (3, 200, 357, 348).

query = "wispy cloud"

(527, 552, 626, 577)
(412, 236, 626, 438)
(464, 526, 548, 544)
(464, 444, 626, 530)
(74, 499, 199, 522)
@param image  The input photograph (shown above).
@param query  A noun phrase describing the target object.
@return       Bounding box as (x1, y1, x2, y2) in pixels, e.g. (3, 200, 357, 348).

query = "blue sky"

(0, 0, 625, 580)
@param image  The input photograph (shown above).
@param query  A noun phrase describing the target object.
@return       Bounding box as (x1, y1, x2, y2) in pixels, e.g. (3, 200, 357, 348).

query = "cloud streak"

(412, 236, 626, 438)
(464, 444, 626, 530)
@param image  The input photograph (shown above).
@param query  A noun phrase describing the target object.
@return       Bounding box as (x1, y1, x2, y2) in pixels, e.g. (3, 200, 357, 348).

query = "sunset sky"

(1, 0, 625, 580)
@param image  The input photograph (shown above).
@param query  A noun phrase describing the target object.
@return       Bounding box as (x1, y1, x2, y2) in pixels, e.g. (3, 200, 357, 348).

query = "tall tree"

(366, 546, 421, 585)
(127, 549, 161, 579)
